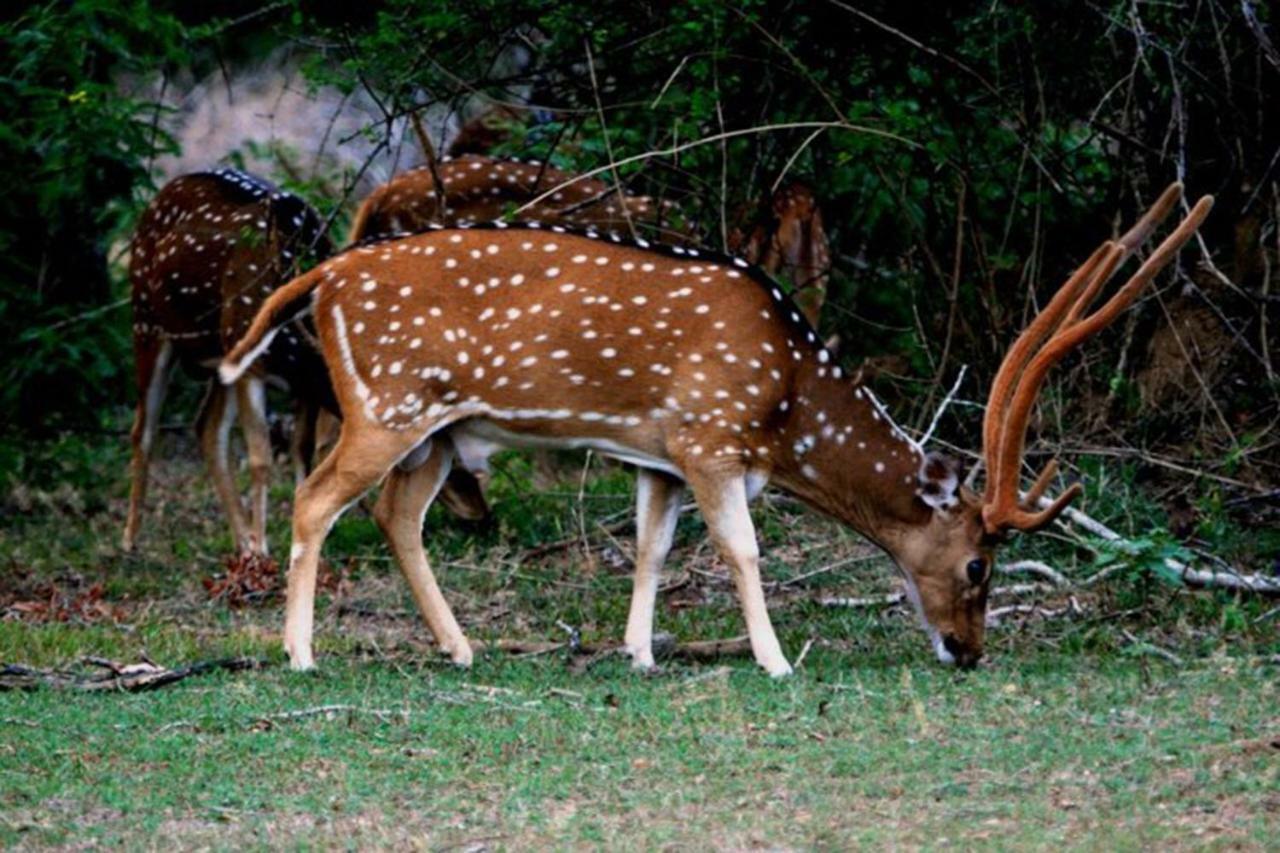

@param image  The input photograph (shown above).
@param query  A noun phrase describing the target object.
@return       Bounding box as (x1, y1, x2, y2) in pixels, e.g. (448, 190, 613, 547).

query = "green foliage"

(1092, 530, 1196, 588)
(0, 1, 190, 430)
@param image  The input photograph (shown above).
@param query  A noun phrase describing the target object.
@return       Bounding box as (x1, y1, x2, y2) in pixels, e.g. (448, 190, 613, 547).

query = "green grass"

(0, 423, 1277, 847)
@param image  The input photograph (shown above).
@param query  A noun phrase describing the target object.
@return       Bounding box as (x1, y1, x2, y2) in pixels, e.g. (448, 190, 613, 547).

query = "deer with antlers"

(220, 182, 1209, 674)
(124, 168, 337, 555)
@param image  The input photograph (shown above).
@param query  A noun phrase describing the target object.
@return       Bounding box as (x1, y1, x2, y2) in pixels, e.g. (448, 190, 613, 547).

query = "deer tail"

(218, 265, 325, 385)
(346, 191, 379, 246)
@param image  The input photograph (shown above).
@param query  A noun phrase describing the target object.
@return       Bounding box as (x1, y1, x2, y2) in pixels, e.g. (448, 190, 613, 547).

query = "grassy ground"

(0, 421, 1277, 848)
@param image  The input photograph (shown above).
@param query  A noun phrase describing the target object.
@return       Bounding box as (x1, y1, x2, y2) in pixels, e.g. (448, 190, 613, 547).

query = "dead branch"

(818, 592, 905, 608)
(1121, 629, 1185, 666)
(999, 559, 1068, 587)
(986, 596, 1085, 626)
(1037, 496, 1280, 596)
(0, 657, 263, 692)
(253, 704, 407, 727)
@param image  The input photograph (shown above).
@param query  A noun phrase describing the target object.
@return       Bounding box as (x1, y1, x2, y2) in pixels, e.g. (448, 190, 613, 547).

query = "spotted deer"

(220, 183, 1210, 675)
(350, 156, 829, 508)
(124, 168, 336, 555)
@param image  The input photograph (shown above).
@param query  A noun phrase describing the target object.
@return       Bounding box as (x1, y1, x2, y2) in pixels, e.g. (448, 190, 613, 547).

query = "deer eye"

(966, 558, 987, 586)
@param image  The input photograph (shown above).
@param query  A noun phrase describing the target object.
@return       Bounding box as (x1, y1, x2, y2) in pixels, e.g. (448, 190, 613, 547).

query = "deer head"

(864, 184, 1212, 666)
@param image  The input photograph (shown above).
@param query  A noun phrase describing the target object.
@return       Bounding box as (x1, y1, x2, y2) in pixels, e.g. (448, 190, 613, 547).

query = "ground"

(0, 416, 1277, 848)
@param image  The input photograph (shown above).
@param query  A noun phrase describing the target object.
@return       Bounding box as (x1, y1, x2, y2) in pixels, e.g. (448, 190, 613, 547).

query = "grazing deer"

(124, 168, 336, 555)
(221, 183, 1209, 675)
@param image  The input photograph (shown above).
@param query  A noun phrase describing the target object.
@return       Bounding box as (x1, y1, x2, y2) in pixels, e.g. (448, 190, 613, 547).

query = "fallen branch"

(998, 559, 1068, 587)
(253, 704, 407, 727)
(1038, 497, 1280, 596)
(1121, 629, 1185, 666)
(0, 657, 264, 692)
(819, 583, 1048, 610)
(818, 592, 905, 608)
(986, 596, 1084, 626)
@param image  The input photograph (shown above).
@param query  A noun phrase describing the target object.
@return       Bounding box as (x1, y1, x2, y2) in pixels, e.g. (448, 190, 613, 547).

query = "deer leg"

(284, 424, 419, 670)
(195, 381, 253, 553)
(289, 400, 320, 487)
(235, 376, 271, 555)
(371, 437, 473, 666)
(685, 470, 791, 677)
(123, 336, 174, 551)
(623, 469, 683, 670)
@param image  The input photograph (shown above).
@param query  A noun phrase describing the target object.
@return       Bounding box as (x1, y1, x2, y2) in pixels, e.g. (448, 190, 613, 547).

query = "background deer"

(347, 153, 687, 245)
(124, 168, 336, 555)
(223, 169, 1209, 675)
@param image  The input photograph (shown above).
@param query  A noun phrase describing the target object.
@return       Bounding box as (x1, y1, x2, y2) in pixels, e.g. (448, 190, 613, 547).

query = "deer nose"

(942, 635, 982, 669)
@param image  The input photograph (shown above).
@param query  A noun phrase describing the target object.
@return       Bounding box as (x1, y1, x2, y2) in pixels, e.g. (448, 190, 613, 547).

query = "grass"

(0, 419, 1277, 847)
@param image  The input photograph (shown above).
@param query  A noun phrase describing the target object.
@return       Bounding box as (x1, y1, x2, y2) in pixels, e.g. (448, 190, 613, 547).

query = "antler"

(981, 183, 1214, 535)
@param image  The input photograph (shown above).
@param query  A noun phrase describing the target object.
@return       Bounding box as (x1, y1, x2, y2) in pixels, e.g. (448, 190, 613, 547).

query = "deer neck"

(769, 362, 930, 544)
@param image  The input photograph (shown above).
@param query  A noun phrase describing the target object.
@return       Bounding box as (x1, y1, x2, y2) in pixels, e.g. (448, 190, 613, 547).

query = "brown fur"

(225, 226, 995, 673)
(125, 169, 333, 554)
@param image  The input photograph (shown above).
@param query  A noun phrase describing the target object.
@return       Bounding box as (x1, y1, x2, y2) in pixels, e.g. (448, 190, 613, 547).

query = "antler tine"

(1062, 183, 1184, 328)
(1117, 182, 1184, 257)
(1002, 482, 1084, 533)
(983, 193, 1214, 534)
(981, 243, 1111, 504)
(1020, 458, 1060, 508)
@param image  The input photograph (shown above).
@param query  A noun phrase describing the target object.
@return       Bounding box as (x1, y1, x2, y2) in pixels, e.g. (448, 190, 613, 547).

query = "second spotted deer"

(221, 184, 1210, 676)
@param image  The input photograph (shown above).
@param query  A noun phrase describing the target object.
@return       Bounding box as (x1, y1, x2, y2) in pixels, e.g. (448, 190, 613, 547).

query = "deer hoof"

(626, 647, 656, 671)
(764, 660, 794, 679)
(447, 640, 474, 668)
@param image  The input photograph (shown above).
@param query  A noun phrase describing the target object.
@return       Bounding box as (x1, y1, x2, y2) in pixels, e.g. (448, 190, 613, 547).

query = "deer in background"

(728, 182, 831, 328)
(124, 168, 337, 555)
(347, 153, 687, 245)
(220, 183, 1208, 675)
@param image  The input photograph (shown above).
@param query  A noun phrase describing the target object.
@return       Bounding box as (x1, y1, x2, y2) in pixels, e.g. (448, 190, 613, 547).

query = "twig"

(917, 365, 968, 449)
(509, 121, 918, 217)
(583, 38, 637, 241)
(792, 638, 815, 670)
(986, 596, 1084, 626)
(481, 635, 753, 662)
(818, 592, 905, 608)
(998, 559, 1068, 587)
(1120, 629, 1184, 666)
(254, 704, 406, 726)
(769, 552, 880, 589)
(0, 657, 264, 692)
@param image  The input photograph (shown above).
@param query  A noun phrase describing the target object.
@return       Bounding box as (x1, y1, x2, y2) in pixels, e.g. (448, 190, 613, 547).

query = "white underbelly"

(448, 418, 684, 480)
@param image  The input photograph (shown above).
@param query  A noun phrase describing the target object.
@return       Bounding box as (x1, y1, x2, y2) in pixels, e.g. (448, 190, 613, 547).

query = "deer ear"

(917, 451, 962, 511)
